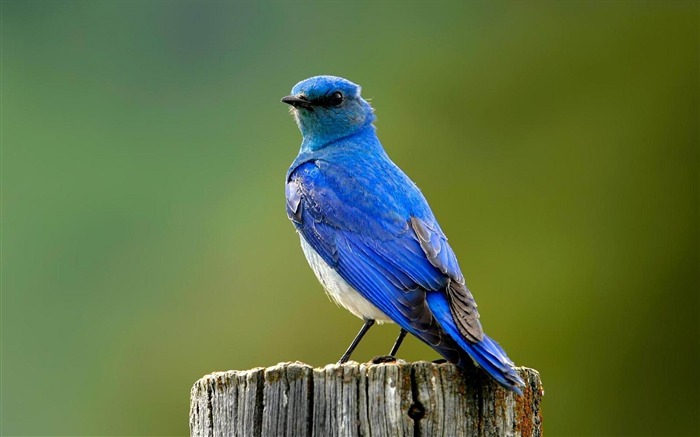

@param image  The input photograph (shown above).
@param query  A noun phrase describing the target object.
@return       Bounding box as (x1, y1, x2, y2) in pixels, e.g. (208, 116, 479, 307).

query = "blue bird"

(282, 75, 524, 393)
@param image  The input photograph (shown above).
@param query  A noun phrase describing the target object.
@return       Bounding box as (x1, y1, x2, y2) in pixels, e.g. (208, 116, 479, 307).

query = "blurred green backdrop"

(2, 1, 698, 436)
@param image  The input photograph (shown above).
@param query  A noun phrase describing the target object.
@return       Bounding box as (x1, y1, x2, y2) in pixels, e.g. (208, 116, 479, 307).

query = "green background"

(2, 1, 698, 435)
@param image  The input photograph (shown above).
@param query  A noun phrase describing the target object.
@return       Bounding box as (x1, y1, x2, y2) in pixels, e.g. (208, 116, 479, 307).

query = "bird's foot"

(371, 355, 397, 364)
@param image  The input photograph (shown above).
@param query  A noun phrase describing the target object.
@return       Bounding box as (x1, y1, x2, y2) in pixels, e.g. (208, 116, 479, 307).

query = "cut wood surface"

(190, 361, 543, 437)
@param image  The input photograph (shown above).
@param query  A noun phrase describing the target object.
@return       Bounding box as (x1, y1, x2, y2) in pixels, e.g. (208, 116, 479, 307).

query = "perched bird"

(282, 75, 524, 393)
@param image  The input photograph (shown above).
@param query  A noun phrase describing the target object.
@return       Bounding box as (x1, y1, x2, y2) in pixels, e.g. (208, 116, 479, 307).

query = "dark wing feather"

(410, 217, 484, 342)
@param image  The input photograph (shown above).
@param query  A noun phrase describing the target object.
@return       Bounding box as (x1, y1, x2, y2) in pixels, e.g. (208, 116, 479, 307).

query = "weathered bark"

(190, 361, 543, 437)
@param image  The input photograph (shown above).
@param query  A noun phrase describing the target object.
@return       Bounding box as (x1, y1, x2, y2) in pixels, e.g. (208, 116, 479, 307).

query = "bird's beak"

(281, 95, 313, 109)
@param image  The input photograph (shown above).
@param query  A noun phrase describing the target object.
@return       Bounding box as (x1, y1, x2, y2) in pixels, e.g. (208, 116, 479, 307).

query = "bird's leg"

(389, 328, 408, 357)
(371, 328, 408, 364)
(338, 319, 375, 364)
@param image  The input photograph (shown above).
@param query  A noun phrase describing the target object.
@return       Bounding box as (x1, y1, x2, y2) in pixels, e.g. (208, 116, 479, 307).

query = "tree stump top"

(190, 360, 543, 437)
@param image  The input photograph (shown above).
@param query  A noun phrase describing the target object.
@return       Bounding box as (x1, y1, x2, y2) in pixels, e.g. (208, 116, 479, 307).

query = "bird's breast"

(299, 236, 393, 323)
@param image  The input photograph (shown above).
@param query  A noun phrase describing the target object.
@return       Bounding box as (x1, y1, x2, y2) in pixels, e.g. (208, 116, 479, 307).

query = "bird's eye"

(329, 91, 344, 106)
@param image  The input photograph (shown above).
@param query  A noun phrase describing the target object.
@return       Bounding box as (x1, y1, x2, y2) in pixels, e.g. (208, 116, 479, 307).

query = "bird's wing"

(287, 159, 483, 344)
(409, 216, 484, 343)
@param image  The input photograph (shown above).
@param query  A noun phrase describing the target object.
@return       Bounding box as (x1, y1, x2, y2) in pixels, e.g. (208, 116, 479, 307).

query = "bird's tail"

(425, 291, 524, 394)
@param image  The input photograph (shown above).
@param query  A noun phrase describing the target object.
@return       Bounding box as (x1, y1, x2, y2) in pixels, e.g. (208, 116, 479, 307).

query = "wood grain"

(190, 361, 543, 437)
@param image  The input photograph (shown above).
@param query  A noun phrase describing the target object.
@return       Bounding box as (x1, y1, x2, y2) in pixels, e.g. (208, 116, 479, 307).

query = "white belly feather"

(300, 236, 393, 323)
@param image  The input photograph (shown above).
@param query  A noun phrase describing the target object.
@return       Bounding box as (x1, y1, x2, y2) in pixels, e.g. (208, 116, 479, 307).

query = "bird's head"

(282, 75, 375, 148)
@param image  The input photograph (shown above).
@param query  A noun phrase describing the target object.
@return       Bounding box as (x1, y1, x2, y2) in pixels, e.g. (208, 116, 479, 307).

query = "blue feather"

(425, 291, 524, 394)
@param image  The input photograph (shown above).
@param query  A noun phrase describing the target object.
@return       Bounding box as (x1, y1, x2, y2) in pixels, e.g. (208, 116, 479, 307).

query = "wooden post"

(190, 361, 543, 437)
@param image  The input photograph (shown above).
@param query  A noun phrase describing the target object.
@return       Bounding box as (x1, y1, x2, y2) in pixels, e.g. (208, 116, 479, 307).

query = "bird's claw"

(371, 355, 397, 364)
